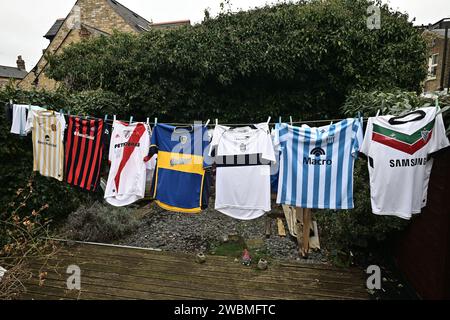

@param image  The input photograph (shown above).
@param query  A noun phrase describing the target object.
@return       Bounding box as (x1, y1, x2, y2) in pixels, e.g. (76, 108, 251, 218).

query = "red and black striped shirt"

(65, 116, 104, 191)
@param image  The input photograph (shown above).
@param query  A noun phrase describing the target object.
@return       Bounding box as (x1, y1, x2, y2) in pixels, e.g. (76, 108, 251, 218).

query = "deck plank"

(17, 242, 369, 300)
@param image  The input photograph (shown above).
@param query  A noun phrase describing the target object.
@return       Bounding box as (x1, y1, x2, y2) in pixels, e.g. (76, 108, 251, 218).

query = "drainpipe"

(440, 26, 448, 91)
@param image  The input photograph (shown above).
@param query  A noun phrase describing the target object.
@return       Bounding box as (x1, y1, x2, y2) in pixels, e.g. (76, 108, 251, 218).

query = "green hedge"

(46, 0, 427, 123)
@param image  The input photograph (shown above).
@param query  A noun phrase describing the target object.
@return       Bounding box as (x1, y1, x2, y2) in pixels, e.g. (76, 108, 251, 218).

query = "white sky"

(0, 0, 449, 70)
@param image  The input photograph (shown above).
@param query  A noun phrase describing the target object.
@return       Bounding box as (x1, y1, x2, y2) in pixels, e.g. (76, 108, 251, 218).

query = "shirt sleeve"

(143, 124, 151, 162)
(24, 109, 35, 134)
(428, 112, 450, 154)
(149, 125, 159, 157)
(208, 125, 227, 157)
(108, 126, 115, 163)
(360, 118, 373, 156)
(59, 113, 66, 140)
(262, 130, 276, 163)
(351, 117, 364, 157)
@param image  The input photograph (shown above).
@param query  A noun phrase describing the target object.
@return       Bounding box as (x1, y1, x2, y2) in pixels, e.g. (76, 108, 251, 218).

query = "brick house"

(422, 18, 450, 93)
(0, 56, 27, 89)
(18, 0, 190, 91)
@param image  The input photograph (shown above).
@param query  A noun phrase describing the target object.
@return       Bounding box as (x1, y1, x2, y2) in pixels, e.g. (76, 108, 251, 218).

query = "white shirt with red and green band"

(361, 107, 449, 219)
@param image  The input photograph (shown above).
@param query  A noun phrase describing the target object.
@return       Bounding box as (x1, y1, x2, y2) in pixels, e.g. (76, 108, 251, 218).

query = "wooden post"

(301, 208, 312, 258)
(295, 207, 303, 256)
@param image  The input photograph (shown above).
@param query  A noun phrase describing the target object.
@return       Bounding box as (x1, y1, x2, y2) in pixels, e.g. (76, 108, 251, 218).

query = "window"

(428, 53, 439, 79)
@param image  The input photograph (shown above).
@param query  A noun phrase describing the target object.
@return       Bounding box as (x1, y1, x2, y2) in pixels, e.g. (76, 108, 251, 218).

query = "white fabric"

(11, 104, 45, 135)
(105, 121, 151, 206)
(361, 107, 449, 219)
(210, 123, 276, 220)
(10, 104, 27, 135)
(23, 105, 47, 134)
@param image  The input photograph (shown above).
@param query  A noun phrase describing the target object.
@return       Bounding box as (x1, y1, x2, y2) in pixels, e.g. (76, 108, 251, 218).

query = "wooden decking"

(8, 242, 369, 300)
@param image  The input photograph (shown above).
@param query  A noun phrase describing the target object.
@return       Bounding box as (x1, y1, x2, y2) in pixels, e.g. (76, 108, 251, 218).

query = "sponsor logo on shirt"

(37, 135, 57, 147)
(303, 147, 332, 165)
(170, 158, 192, 166)
(74, 131, 95, 140)
(114, 142, 140, 148)
(389, 157, 428, 167)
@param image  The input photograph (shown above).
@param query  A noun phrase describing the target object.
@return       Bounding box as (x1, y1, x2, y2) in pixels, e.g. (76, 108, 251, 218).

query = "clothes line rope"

(8, 103, 367, 127)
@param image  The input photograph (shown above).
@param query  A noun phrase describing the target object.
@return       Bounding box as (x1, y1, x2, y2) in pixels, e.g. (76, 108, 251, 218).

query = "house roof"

(151, 20, 191, 29)
(44, 18, 65, 40)
(107, 0, 152, 32)
(0, 65, 27, 79)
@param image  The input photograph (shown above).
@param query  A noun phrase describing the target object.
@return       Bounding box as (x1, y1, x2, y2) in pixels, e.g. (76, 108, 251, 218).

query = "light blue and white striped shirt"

(274, 118, 363, 209)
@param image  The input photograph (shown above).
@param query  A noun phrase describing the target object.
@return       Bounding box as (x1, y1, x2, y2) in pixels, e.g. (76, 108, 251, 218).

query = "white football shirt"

(105, 121, 151, 206)
(210, 123, 276, 220)
(361, 107, 449, 219)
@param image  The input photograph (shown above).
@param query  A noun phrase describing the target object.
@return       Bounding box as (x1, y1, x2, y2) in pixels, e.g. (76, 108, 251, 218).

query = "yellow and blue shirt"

(149, 123, 211, 213)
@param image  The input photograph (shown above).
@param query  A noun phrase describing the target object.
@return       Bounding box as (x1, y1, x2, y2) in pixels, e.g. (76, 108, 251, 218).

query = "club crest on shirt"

(421, 130, 431, 142)
(240, 143, 247, 152)
(179, 135, 188, 144)
(51, 124, 57, 131)
(124, 130, 131, 139)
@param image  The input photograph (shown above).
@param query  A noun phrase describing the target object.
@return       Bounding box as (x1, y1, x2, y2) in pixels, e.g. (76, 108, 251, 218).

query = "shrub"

(46, 0, 428, 123)
(62, 202, 139, 243)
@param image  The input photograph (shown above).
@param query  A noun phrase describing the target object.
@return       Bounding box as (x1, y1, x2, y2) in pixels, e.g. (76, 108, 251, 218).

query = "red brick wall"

(424, 35, 450, 92)
(395, 147, 450, 299)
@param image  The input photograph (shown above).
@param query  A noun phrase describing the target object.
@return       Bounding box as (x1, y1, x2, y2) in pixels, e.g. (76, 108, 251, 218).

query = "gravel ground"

(120, 201, 328, 264)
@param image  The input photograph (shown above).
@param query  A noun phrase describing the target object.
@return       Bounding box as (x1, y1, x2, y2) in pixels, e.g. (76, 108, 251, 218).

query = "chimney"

(16, 55, 26, 70)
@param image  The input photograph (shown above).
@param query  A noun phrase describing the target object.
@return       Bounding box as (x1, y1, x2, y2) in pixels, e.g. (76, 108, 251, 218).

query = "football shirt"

(104, 121, 151, 206)
(361, 107, 449, 219)
(65, 116, 105, 191)
(25, 110, 66, 181)
(150, 123, 211, 213)
(210, 123, 276, 220)
(275, 118, 363, 209)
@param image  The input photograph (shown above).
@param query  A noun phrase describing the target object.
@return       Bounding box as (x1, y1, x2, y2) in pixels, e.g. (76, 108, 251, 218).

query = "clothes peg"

(290, 116, 293, 126)
(266, 116, 271, 124)
(376, 109, 380, 117)
(59, 109, 64, 115)
(154, 117, 158, 125)
(104, 114, 108, 122)
(204, 119, 210, 127)
(215, 119, 218, 126)
(278, 116, 282, 124)
(129, 116, 133, 124)
(113, 115, 117, 122)
(435, 97, 439, 109)
(9, 99, 13, 106)
(146, 117, 149, 125)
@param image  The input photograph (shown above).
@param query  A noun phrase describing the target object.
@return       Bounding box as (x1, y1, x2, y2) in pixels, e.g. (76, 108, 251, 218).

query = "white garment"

(361, 107, 449, 219)
(11, 104, 45, 136)
(210, 123, 276, 220)
(105, 121, 151, 206)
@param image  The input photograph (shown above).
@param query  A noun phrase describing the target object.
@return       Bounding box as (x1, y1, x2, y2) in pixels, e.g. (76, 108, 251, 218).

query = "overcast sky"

(0, 0, 448, 70)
